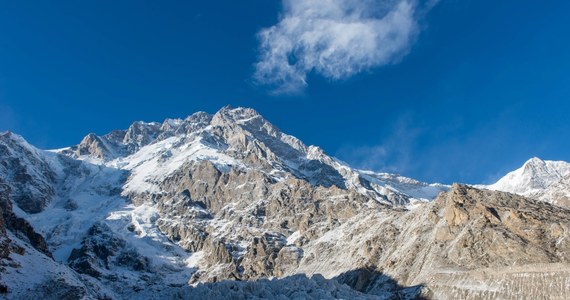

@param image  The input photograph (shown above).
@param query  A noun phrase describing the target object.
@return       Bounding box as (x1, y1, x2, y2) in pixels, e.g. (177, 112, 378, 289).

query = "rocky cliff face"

(0, 132, 56, 213)
(0, 107, 569, 299)
(0, 181, 51, 258)
(140, 159, 383, 283)
(284, 184, 570, 299)
(0, 179, 100, 299)
(0, 184, 11, 261)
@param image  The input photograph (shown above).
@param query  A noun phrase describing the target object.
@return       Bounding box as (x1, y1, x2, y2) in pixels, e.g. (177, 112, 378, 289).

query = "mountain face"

(61, 106, 445, 205)
(485, 157, 570, 207)
(0, 106, 569, 299)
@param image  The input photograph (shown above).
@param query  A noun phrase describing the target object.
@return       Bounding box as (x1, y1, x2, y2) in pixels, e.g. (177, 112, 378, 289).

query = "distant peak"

(0, 132, 38, 154)
(184, 111, 212, 122)
(79, 133, 105, 149)
(525, 157, 544, 165)
(520, 157, 546, 172)
(162, 118, 183, 127)
(218, 105, 259, 115)
(0, 131, 27, 144)
(129, 120, 161, 128)
(213, 106, 263, 124)
(81, 133, 100, 141)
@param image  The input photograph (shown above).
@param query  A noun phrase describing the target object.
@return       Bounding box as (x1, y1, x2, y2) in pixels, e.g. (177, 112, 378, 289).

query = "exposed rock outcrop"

(0, 182, 51, 257)
(292, 184, 570, 299)
(128, 159, 382, 282)
(68, 222, 150, 278)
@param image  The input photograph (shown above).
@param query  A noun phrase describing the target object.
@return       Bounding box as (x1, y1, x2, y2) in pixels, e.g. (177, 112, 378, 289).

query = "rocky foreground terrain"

(0, 106, 569, 299)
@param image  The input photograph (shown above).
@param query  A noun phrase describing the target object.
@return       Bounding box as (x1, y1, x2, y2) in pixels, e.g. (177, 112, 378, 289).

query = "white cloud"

(254, 0, 425, 94)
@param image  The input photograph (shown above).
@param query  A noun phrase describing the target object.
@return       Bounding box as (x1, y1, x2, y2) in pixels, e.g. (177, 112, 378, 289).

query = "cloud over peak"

(254, 0, 425, 94)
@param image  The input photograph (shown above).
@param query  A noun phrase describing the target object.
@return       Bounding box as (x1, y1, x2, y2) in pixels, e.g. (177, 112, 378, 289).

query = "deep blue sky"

(1, 1, 569, 184)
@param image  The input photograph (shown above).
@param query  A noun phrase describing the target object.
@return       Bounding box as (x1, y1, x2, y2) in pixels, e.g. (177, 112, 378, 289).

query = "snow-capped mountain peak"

(486, 157, 570, 206)
(60, 106, 446, 206)
(212, 105, 262, 124)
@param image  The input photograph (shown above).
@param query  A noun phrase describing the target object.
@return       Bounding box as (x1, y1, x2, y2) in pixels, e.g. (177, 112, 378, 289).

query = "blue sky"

(1, 0, 569, 184)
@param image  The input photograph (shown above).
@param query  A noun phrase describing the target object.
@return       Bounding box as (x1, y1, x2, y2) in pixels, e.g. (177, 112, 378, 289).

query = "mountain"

(60, 106, 446, 205)
(485, 157, 570, 207)
(0, 106, 569, 299)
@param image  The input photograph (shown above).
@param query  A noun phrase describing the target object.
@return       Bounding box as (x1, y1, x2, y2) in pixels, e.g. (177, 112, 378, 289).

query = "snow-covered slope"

(485, 157, 570, 207)
(0, 133, 209, 298)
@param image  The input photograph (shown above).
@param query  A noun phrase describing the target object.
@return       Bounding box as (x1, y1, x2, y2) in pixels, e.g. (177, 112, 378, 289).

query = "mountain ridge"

(0, 106, 569, 299)
(484, 156, 570, 207)
(58, 106, 447, 206)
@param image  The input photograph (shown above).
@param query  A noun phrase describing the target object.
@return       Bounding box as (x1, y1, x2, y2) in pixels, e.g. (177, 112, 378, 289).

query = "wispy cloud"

(0, 104, 18, 132)
(254, 0, 429, 94)
(335, 114, 422, 174)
